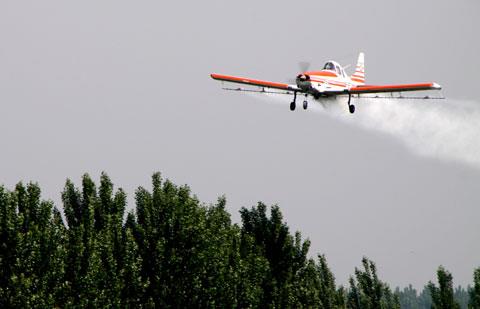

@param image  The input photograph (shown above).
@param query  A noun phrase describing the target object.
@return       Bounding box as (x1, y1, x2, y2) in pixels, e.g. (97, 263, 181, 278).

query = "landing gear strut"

(347, 92, 355, 114)
(290, 92, 297, 111)
(303, 94, 308, 110)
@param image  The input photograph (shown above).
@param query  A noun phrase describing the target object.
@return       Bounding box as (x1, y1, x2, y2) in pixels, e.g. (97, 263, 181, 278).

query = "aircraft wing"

(349, 82, 441, 94)
(211, 73, 302, 92)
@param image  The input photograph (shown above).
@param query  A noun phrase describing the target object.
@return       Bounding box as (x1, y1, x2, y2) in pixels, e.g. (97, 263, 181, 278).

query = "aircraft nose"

(296, 74, 312, 90)
(296, 74, 310, 82)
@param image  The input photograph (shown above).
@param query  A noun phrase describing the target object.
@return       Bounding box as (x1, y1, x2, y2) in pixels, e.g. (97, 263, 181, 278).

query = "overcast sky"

(0, 0, 479, 289)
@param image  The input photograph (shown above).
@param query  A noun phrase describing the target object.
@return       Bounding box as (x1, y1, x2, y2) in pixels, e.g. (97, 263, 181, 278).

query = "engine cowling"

(296, 74, 311, 90)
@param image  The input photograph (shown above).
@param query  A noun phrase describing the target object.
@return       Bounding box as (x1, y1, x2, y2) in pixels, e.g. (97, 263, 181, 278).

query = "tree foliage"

(347, 257, 400, 309)
(428, 266, 461, 309)
(470, 268, 480, 309)
(0, 173, 475, 307)
(396, 284, 432, 309)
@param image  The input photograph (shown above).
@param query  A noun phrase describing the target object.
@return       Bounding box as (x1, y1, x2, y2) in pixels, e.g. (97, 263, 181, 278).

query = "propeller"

(287, 61, 312, 84)
(298, 61, 311, 73)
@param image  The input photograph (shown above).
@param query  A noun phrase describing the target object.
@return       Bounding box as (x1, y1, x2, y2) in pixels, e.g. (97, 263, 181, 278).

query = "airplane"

(210, 52, 442, 113)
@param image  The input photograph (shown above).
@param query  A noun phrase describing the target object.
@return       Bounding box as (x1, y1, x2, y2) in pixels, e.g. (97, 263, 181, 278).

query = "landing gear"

(349, 104, 355, 114)
(290, 91, 297, 111)
(290, 101, 296, 111)
(347, 92, 355, 114)
(290, 92, 308, 111)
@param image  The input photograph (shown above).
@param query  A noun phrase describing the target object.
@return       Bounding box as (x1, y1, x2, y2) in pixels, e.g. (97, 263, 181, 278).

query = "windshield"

(323, 62, 335, 71)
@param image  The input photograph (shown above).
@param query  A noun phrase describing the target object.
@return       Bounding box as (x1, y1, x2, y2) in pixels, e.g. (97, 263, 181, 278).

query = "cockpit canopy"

(323, 62, 335, 71)
(323, 61, 346, 77)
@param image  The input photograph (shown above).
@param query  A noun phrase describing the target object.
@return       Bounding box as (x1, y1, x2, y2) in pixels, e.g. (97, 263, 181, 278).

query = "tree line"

(0, 173, 479, 308)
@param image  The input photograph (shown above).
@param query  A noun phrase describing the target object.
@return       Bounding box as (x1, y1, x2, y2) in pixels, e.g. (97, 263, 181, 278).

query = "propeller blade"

(298, 61, 311, 72)
(285, 61, 311, 84)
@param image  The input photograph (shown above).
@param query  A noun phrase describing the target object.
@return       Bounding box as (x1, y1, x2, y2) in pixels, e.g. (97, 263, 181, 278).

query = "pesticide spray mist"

(262, 93, 480, 168)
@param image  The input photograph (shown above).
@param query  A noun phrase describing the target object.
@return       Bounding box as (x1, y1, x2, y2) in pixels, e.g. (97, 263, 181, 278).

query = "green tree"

(470, 268, 480, 309)
(0, 183, 67, 307)
(418, 286, 433, 309)
(396, 284, 435, 309)
(236, 231, 270, 307)
(317, 254, 340, 308)
(1, 173, 477, 307)
(347, 257, 400, 309)
(0, 185, 18, 307)
(396, 284, 420, 309)
(198, 196, 239, 306)
(133, 173, 236, 307)
(61, 174, 126, 307)
(295, 254, 343, 308)
(454, 285, 470, 309)
(120, 214, 144, 307)
(428, 266, 460, 309)
(239, 203, 311, 307)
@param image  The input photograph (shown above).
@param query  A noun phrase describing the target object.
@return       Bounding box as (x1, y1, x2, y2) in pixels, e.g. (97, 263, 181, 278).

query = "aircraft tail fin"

(351, 52, 365, 85)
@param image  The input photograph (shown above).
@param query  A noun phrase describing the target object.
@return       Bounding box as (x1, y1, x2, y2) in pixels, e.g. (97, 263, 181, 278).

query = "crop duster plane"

(210, 53, 442, 113)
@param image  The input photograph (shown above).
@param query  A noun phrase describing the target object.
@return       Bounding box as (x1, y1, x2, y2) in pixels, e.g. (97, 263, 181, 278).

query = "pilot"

(324, 62, 335, 71)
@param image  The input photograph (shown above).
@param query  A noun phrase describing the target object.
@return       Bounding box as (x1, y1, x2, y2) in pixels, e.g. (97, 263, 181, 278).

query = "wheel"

(303, 100, 308, 110)
(290, 102, 296, 111)
(349, 104, 355, 114)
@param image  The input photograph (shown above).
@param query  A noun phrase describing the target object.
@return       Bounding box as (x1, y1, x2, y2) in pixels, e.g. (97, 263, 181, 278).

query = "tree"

(454, 285, 470, 309)
(347, 257, 400, 309)
(428, 266, 460, 309)
(0, 183, 67, 307)
(60, 174, 126, 307)
(295, 254, 343, 308)
(470, 268, 480, 309)
(120, 216, 144, 307)
(0, 173, 476, 307)
(396, 285, 420, 309)
(133, 173, 240, 307)
(396, 284, 435, 309)
(239, 203, 311, 307)
(0, 185, 18, 307)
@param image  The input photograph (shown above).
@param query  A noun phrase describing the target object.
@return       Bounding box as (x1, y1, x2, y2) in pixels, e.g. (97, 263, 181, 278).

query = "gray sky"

(0, 0, 479, 289)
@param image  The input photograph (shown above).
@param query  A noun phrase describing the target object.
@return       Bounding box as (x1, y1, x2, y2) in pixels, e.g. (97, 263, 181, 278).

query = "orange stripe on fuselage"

(304, 70, 337, 77)
(309, 78, 348, 87)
